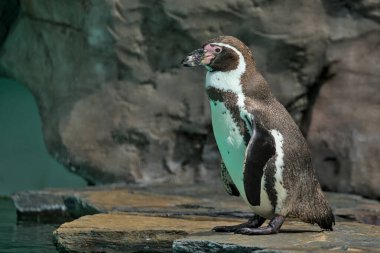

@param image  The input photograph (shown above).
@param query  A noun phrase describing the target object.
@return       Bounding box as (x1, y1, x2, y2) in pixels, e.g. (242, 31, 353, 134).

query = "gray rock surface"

(308, 31, 380, 199)
(9, 184, 380, 252)
(35, 184, 377, 253)
(173, 222, 380, 253)
(11, 190, 70, 222)
(0, 0, 379, 197)
(11, 184, 380, 225)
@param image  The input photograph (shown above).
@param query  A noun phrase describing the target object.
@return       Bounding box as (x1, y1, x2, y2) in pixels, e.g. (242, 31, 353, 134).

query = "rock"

(53, 213, 244, 253)
(12, 184, 380, 225)
(11, 190, 73, 222)
(11, 184, 252, 222)
(308, 31, 380, 199)
(328, 192, 380, 225)
(10, 184, 379, 252)
(173, 221, 380, 253)
(54, 214, 380, 253)
(65, 184, 253, 219)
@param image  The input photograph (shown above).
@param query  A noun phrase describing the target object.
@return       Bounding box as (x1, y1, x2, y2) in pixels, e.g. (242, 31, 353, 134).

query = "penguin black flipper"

(244, 117, 276, 206)
(221, 161, 240, 197)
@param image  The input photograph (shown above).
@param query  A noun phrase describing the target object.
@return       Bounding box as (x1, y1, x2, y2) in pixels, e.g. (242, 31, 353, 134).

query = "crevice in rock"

(34, 28, 54, 84)
(111, 128, 150, 150)
(323, 156, 341, 175)
(286, 63, 335, 136)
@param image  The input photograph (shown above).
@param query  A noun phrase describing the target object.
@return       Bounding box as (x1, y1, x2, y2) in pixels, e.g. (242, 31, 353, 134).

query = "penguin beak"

(181, 48, 205, 67)
(182, 48, 217, 71)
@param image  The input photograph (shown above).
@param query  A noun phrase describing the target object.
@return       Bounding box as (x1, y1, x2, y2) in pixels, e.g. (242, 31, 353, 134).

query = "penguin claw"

(234, 215, 285, 235)
(234, 226, 278, 235)
(212, 215, 267, 233)
(234, 227, 253, 235)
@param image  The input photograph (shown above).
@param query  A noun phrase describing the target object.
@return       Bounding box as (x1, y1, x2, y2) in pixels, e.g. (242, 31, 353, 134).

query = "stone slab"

(11, 190, 74, 222)
(53, 213, 380, 253)
(173, 221, 380, 253)
(70, 184, 251, 218)
(53, 213, 244, 253)
(12, 184, 380, 225)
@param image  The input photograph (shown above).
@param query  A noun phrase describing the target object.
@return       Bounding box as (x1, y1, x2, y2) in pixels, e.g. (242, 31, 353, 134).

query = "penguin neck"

(206, 68, 246, 113)
(205, 43, 247, 106)
(205, 61, 254, 138)
(241, 62, 273, 102)
(205, 48, 273, 104)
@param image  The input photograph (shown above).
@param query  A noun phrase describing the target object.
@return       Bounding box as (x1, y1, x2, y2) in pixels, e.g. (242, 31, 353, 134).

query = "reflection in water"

(0, 198, 58, 253)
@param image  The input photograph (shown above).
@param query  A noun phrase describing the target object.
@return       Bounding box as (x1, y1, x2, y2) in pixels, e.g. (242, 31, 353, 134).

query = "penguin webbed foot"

(234, 215, 285, 235)
(212, 214, 265, 233)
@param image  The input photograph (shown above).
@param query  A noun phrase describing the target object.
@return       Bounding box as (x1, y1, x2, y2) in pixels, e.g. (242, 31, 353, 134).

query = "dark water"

(0, 198, 58, 253)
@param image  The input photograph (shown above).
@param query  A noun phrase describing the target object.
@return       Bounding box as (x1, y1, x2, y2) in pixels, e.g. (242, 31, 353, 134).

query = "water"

(0, 198, 58, 253)
(0, 78, 87, 196)
(0, 78, 86, 252)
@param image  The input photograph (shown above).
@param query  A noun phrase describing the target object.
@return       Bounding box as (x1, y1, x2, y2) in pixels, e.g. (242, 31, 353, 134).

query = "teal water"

(0, 78, 86, 195)
(0, 198, 58, 253)
(0, 78, 86, 250)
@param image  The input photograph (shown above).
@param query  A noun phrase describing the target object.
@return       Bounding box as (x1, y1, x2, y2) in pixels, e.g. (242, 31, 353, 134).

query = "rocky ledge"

(54, 214, 380, 253)
(12, 184, 380, 252)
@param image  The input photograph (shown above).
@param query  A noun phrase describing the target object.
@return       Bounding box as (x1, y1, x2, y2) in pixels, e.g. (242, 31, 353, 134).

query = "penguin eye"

(215, 48, 221, 53)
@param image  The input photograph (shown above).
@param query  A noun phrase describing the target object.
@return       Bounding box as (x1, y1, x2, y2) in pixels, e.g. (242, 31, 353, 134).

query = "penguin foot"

(212, 214, 266, 233)
(234, 215, 285, 235)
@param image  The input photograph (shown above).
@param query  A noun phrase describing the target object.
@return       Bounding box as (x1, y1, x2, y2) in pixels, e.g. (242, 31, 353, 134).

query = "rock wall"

(308, 31, 380, 199)
(0, 0, 379, 198)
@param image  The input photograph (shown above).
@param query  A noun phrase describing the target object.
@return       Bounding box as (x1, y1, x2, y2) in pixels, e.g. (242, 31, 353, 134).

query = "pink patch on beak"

(202, 44, 222, 64)
(204, 44, 222, 54)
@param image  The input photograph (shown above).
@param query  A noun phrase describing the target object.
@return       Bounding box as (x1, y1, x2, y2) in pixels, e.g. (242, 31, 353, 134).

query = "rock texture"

(9, 184, 380, 252)
(54, 215, 380, 253)
(45, 184, 380, 253)
(11, 184, 253, 222)
(308, 31, 380, 199)
(53, 213, 244, 253)
(0, 0, 379, 198)
(173, 221, 380, 253)
(11, 190, 72, 222)
(12, 184, 380, 225)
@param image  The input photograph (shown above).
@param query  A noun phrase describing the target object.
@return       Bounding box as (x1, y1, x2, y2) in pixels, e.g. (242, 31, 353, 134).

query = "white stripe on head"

(270, 129, 288, 213)
(205, 42, 252, 133)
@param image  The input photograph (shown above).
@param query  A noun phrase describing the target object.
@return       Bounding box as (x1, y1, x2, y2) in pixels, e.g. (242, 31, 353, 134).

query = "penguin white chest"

(209, 101, 274, 218)
(209, 100, 246, 196)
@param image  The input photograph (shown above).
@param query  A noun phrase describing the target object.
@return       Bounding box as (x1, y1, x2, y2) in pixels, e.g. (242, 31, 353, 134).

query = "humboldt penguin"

(181, 36, 334, 235)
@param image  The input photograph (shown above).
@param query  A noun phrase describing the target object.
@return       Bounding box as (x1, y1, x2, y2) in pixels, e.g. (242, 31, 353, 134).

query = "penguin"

(181, 36, 334, 235)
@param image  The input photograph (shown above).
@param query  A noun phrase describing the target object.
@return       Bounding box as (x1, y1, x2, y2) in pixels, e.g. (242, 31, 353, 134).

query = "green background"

(0, 78, 86, 195)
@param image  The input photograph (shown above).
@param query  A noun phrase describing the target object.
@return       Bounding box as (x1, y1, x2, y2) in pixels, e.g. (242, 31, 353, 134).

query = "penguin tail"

(295, 185, 335, 231)
(315, 207, 335, 231)
(308, 188, 335, 231)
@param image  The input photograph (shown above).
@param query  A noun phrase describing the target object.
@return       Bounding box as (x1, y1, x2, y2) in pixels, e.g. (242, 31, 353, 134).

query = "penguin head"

(182, 36, 253, 72)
